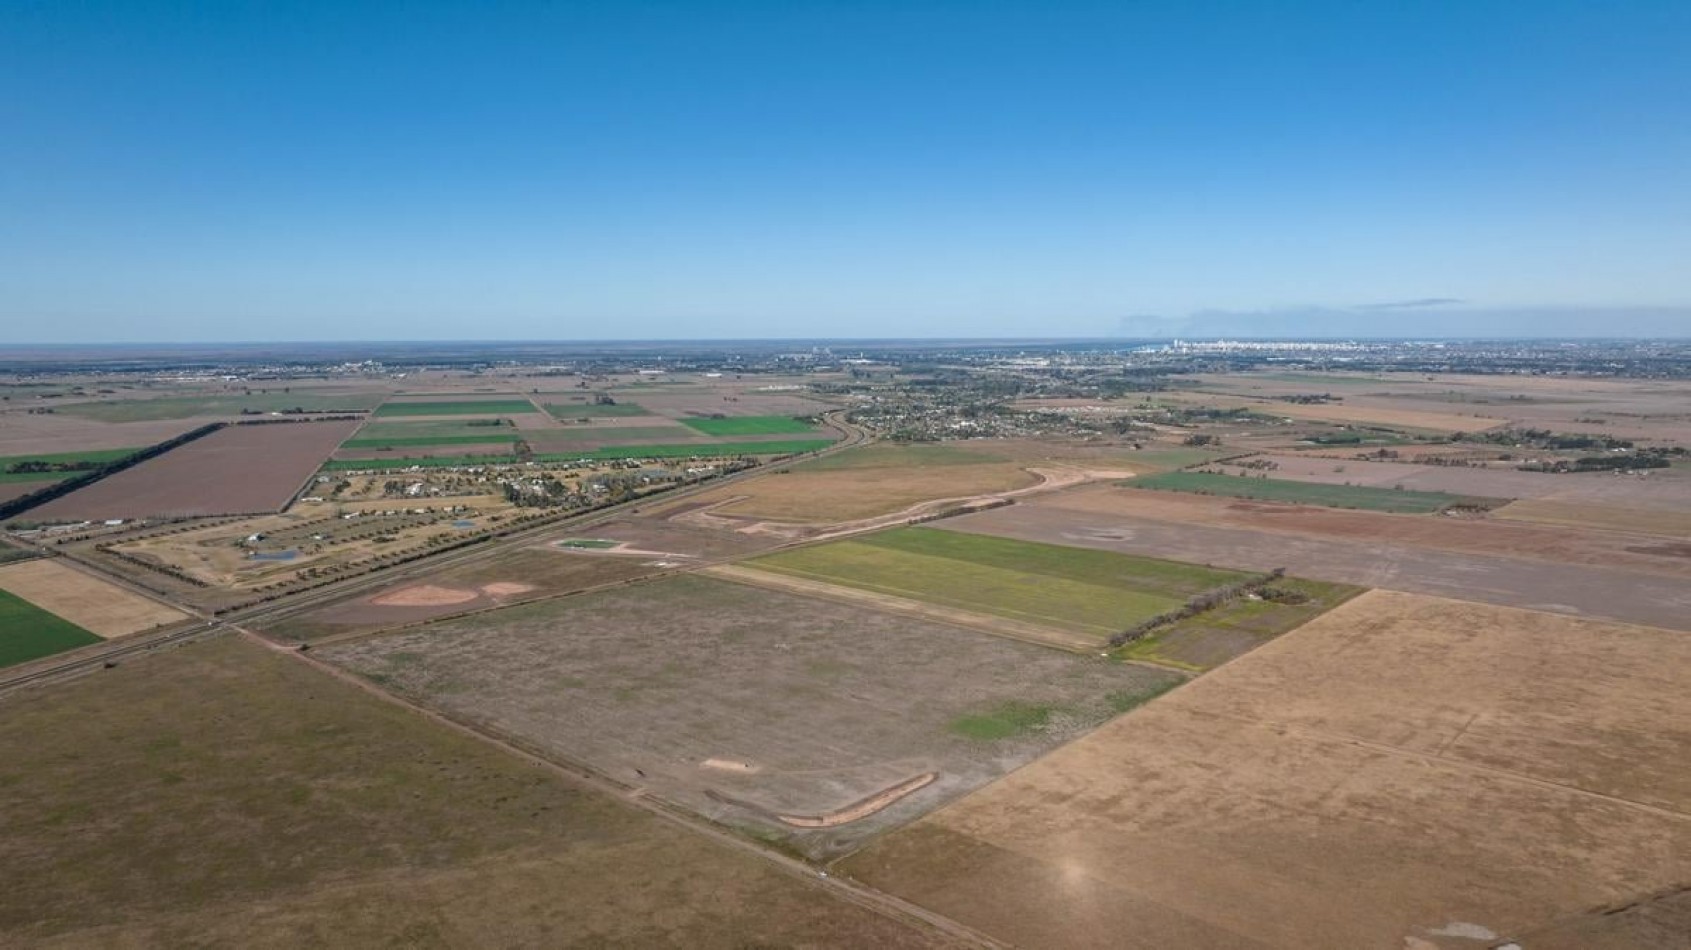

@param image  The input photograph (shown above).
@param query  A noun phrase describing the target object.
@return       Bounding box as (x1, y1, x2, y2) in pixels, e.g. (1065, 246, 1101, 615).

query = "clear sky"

(3, 1, 1688, 342)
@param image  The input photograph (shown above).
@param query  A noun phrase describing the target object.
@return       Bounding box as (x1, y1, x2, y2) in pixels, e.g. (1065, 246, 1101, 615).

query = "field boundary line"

(239, 629, 1007, 949)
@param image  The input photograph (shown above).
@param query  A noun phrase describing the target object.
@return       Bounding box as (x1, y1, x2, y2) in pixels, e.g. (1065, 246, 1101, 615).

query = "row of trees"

(1109, 568, 1287, 649)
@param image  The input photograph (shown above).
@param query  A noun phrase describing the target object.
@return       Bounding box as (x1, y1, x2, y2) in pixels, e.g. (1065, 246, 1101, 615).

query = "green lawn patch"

(1126, 471, 1501, 513)
(746, 527, 1246, 638)
(542, 402, 652, 419)
(679, 415, 818, 437)
(374, 400, 537, 417)
(0, 448, 142, 484)
(0, 590, 102, 668)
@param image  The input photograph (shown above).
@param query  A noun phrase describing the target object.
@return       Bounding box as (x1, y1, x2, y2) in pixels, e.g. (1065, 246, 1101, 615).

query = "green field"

(1126, 471, 1500, 513)
(542, 402, 652, 419)
(340, 434, 520, 449)
(59, 393, 382, 422)
(373, 399, 537, 417)
(541, 425, 697, 444)
(0, 448, 142, 484)
(679, 415, 818, 436)
(746, 527, 1246, 638)
(319, 438, 835, 471)
(0, 589, 102, 668)
(1117, 577, 1366, 671)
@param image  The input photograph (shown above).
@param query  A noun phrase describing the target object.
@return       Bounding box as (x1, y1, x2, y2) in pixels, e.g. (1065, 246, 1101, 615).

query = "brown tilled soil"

(840, 592, 1691, 949)
(1030, 484, 1691, 578)
(26, 420, 361, 521)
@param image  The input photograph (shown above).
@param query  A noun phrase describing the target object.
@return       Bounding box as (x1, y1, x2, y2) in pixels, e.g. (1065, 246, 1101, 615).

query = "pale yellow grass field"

(0, 559, 189, 637)
(692, 463, 1038, 523)
(842, 591, 1691, 949)
(1495, 498, 1691, 538)
(1158, 391, 1509, 432)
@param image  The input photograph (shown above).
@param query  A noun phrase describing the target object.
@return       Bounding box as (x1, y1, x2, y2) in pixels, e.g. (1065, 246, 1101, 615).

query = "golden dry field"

(841, 591, 1691, 949)
(0, 558, 189, 637)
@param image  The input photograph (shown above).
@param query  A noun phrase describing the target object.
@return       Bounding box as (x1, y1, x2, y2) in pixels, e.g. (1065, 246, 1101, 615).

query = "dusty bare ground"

(706, 563, 1099, 653)
(256, 545, 668, 642)
(27, 420, 361, 521)
(369, 584, 481, 607)
(942, 500, 1691, 631)
(0, 558, 189, 636)
(684, 462, 1041, 524)
(1496, 497, 1691, 538)
(840, 592, 1691, 949)
(0, 636, 960, 949)
(676, 465, 1110, 542)
(1025, 483, 1691, 579)
(321, 573, 1182, 860)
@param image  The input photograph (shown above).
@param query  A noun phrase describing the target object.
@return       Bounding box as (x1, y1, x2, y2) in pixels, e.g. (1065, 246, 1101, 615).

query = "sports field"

(373, 399, 537, 417)
(0, 589, 102, 668)
(1127, 470, 1499, 513)
(744, 527, 1246, 638)
(680, 415, 818, 436)
(0, 447, 141, 483)
(0, 636, 952, 947)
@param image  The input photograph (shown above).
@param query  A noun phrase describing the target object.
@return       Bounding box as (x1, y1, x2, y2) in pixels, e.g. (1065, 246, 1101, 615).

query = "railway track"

(0, 409, 869, 697)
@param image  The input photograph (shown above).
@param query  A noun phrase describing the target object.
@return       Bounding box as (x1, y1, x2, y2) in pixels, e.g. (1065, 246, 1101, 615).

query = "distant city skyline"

(3, 2, 1688, 342)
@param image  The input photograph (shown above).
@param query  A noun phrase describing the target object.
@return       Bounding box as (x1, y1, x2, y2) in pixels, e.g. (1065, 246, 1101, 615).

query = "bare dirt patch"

(320, 574, 1183, 859)
(0, 558, 189, 637)
(841, 592, 1691, 949)
(477, 581, 534, 597)
(369, 584, 480, 607)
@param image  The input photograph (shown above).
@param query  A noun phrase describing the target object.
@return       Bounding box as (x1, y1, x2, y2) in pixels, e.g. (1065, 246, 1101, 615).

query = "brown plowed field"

(942, 501, 1691, 631)
(1233, 453, 1691, 512)
(25, 421, 359, 521)
(1496, 498, 1691, 538)
(840, 592, 1691, 949)
(1028, 484, 1691, 578)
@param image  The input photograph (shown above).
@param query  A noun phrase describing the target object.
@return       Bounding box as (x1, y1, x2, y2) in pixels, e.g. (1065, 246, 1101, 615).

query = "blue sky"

(2, 1, 1688, 341)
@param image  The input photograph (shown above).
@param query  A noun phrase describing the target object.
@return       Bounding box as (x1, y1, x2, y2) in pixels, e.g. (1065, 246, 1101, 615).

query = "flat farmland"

(944, 492, 1691, 630)
(1127, 470, 1500, 513)
(339, 419, 521, 451)
(257, 545, 672, 642)
(0, 636, 956, 948)
(373, 399, 539, 417)
(54, 390, 384, 422)
(1153, 390, 1510, 432)
(840, 592, 1691, 949)
(21, 420, 361, 521)
(680, 414, 820, 436)
(743, 527, 1246, 640)
(0, 447, 141, 484)
(542, 400, 653, 419)
(1495, 498, 1691, 538)
(0, 558, 189, 637)
(321, 574, 1184, 859)
(670, 442, 1041, 523)
(0, 588, 102, 668)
